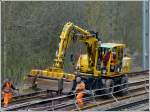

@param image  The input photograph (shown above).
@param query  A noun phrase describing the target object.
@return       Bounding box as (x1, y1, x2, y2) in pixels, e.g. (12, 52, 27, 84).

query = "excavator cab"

(73, 42, 131, 93)
(98, 43, 131, 77)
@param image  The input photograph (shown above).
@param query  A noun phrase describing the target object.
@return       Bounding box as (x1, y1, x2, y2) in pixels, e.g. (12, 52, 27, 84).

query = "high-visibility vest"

(103, 52, 110, 66)
(110, 54, 116, 66)
(3, 82, 13, 93)
(5, 82, 12, 88)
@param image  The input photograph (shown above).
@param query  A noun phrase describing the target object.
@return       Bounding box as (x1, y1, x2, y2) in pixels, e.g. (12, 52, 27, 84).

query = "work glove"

(14, 87, 19, 91)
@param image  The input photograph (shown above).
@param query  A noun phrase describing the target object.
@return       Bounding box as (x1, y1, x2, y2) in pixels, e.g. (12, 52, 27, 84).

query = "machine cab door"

(96, 46, 125, 77)
(96, 47, 112, 75)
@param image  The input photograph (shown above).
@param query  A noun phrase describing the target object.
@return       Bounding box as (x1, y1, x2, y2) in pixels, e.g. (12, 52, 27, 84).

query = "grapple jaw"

(25, 67, 75, 93)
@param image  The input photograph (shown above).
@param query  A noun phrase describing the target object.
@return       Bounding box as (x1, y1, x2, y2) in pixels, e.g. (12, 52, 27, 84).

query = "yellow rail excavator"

(25, 22, 131, 95)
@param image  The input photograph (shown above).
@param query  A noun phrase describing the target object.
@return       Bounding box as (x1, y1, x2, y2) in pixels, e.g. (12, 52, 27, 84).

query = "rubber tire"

(118, 75, 128, 96)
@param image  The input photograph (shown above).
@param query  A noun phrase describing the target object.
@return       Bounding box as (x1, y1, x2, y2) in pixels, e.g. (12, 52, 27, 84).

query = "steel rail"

(53, 84, 149, 111)
(1, 90, 58, 106)
(3, 94, 74, 111)
(3, 70, 148, 103)
(76, 91, 148, 111)
(2, 70, 149, 110)
(105, 97, 148, 111)
(2, 78, 148, 107)
(29, 85, 149, 111)
(4, 79, 148, 111)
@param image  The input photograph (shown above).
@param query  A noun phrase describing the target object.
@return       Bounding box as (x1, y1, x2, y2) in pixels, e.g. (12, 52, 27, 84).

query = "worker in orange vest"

(2, 78, 18, 107)
(103, 50, 111, 69)
(75, 77, 85, 107)
(110, 52, 117, 72)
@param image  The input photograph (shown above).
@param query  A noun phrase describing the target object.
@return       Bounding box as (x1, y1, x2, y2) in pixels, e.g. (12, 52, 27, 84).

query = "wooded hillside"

(1, 1, 143, 84)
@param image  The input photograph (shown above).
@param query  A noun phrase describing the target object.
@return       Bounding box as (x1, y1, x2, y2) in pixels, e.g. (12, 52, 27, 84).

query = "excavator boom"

(54, 22, 98, 69)
(25, 22, 99, 93)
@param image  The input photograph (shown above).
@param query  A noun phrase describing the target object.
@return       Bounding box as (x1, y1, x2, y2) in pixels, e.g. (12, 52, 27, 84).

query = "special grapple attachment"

(25, 68, 75, 93)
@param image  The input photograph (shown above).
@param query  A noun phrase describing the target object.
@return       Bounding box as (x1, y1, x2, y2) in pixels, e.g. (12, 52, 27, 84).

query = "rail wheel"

(115, 75, 128, 96)
(102, 78, 114, 98)
(119, 75, 128, 95)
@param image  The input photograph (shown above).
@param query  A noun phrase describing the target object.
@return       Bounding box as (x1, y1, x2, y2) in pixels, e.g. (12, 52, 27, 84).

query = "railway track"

(2, 70, 149, 111)
(105, 97, 149, 111)
(128, 70, 149, 78)
(1, 89, 59, 107)
(3, 78, 149, 111)
(77, 87, 148, 111)
(64, 80, 149, 111)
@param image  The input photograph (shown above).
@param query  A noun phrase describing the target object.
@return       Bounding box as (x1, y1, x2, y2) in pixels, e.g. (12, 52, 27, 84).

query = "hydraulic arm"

(54, 22, 98, 71)
(28, 22, 99, 92)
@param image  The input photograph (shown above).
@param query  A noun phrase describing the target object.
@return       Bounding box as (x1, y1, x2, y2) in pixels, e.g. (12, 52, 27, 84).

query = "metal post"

(91, 90, 99, 107)
(144, 80, 148, 92)
(142, 0, 149, 70)
(52, 100, 54, 111)
(111, 86, 119, 103)
(58, 79, 63, 95)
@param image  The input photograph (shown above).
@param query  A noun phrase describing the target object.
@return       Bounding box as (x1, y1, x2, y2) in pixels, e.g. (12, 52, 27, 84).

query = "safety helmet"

(76, 76, 81, 83)
(4, 78, 10, 83)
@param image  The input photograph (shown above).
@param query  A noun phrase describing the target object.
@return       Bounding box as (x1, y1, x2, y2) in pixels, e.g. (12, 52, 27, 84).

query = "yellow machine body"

(76, 43, 131, 78)
(26, 22, 131, 92)
(76, 54, 89, 72)
(27, 22, 98, 91)
(30, 68, 75, 81)
(122, 57, 132, 73)
(29, 22, 98, 80)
